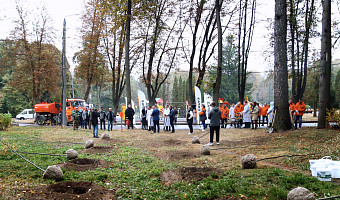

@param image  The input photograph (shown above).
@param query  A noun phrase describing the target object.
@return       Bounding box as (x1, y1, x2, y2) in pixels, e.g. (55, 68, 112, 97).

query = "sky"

(0, 0, 339, 76)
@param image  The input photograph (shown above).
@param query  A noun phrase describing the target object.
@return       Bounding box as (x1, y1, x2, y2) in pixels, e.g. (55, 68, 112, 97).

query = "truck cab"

(66, 99, 87, 122)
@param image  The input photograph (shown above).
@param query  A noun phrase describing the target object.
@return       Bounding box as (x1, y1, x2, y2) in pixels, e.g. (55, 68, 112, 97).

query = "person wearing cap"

(71, 107, 80, 130)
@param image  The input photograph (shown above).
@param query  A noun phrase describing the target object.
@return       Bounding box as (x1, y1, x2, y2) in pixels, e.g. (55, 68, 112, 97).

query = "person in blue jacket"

(151, 105, 160, 133)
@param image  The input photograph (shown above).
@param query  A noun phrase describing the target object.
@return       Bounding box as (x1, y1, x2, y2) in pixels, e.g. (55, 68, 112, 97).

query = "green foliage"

(0, 113, 12, 130)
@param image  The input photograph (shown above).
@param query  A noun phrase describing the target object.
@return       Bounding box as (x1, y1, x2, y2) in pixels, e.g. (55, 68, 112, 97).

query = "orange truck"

(34, 99, 86, 125)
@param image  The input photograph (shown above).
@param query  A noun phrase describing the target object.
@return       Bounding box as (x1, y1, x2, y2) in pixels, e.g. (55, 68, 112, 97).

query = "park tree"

(273, 0, 291, 131)
(125, 0, 132, 105)
(10, 3, 63, 106)
(288, 0, 316, 103)
(140, 0, 186, 105)
(237, 0, 256, 103)
(74, 0, 105, 102)
(184, 0, 235, 104)
(318, 0, 331, 129)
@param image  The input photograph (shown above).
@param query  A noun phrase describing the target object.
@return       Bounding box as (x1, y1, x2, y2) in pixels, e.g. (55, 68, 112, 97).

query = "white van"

(16, 109, 34, 120)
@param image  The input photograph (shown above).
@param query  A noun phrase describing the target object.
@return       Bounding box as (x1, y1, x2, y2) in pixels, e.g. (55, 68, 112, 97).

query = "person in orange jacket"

(199, 105, 207, 131)
(294, 99, 306, 129)
(221, 104, 229, 128)
(219, 102, 225, 128)
(289, 100, 295, 124)
(234, 102, 244, 128)
(261, 103, 269, 126)
(257, 104, 262, 125)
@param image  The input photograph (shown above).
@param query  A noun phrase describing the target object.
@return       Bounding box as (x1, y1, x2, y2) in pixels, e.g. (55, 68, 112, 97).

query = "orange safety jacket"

(295, 102, 306, 116)
(234, 104, 244, 116)
(261, 105, 269, 116)
(289, 103, 296, 116)
(221, 107, 229, 119)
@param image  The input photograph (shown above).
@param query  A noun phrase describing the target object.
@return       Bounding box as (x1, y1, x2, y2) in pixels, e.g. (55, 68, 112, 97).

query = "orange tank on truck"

(34, 102, 61, 114)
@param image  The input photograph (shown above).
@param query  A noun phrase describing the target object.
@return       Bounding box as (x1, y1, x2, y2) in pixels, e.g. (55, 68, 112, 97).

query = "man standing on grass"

(125, 104, 135, 129)
(207, 101, 221, 146)
(107, 108, 114, 131)
(71, 107, 80, 130)
(99, 107, 106, 130)
(91, 108, 100, 138)
(168, 105, 175, 133)
(294, 99, 306, 129)
(151, 105, 160, 133)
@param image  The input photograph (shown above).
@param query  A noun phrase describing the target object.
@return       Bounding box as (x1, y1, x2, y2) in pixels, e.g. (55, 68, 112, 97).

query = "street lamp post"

(61, 18, 67, 127)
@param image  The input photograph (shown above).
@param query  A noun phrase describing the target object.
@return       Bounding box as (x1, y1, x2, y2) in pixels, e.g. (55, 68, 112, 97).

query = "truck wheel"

(20, 117, 25, 120)
(36, 115, 45, 125)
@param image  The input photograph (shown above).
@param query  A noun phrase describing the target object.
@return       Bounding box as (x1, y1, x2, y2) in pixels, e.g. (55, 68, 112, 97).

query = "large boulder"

(101, 132, 110, 139)
(43, 165, 63, 181)
(85, 139, 94, 149)
(241, 154, 257, 169)
(191, 136, 200, 144)
(287, 187, 316, 200)
(66, 149, 78, 160)
(201, 145, 211, 155)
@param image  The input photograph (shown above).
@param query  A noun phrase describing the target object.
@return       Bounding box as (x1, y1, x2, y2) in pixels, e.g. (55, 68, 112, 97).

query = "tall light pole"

(61, 18, 67, 127)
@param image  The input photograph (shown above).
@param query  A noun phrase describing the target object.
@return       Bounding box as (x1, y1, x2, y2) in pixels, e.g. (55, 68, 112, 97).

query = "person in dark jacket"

(207, 101, 221, 146)
(168, 106, 175, 133)
(91, 108, 100, 138)
(106, 108, 114, 131)
(141, 107, 147, 130)
(82, 107, 90, 129)
(125, 104, 135, 129)
(187, 106, 194, 135)
(99, 107, 106, 130)
(151, 105, 160, 133)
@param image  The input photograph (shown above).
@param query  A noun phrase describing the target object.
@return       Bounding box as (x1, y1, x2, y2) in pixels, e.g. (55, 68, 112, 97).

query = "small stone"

(287, 187, 316, 200)
(43, 165, 63, 180)
(101, 132, 110, 139)
(241, 154, 257, 169)
(85, 139, 94, 149)
(66, 149, 78, 160)
(201, 145, 210, 155)
(191, 136, 200, 144)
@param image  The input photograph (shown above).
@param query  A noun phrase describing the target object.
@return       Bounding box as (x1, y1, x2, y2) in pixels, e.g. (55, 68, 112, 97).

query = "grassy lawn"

(0, 126, 339, 199)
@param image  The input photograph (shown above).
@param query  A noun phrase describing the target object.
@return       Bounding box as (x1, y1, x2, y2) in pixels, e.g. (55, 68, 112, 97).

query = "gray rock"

(101, 132, 110, 139)
(66, 149, 78, 160)
(201, 145, 210, 155)
(191, 136, 200, 144)
(241, 154, 257, 169)
(85, 139, 94, 149)
(287, 187, 316, 200)
(43, 165, 63, 180)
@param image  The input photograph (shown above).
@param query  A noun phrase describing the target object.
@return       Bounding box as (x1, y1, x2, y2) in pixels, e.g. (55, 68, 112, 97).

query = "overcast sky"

(0, 0, 339, 75)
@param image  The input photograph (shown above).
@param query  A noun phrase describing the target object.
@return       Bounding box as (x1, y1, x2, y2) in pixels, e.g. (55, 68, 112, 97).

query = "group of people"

(71, 106, 116, 137)
(142, 105, 178, 134)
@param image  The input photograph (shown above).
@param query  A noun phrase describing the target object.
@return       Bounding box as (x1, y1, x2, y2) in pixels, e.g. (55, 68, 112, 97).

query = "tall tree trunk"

(213, 0, 222, 102)
(274, 0, 291, 131)
(125, 0, 132, 105)
(317, 0, 331, 129)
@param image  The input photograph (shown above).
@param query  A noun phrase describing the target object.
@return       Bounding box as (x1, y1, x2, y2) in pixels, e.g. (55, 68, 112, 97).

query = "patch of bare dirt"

(58, 158, 110, 171)
(24, 181, 116, 200)
(155, 150, 201, 160)
(160, 167, 223, 185)
(80, 146, 115, 154)
(163, 139, 184, 146)
(97, 138, 125, 144)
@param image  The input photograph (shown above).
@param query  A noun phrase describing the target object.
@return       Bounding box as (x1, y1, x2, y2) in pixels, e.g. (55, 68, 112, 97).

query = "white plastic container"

(316, 167, 332, 181)
(309, 156, 334, 178)
(330, 161, 340, 178)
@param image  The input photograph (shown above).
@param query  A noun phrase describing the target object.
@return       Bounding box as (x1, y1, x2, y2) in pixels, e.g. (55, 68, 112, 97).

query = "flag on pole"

(137, 90, 147, 124)
(204, 93, 213, 113)
(195, 86, 202, 124)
